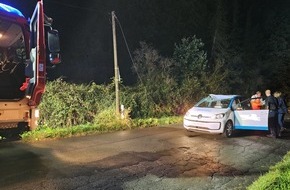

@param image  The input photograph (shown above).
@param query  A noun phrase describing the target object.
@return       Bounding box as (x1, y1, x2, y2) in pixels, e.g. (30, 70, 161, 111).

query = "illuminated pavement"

(1, 124, 290, 190)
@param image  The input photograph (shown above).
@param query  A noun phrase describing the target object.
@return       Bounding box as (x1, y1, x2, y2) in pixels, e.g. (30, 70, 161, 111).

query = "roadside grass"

(247, 151, 290, 190)
(20, 116, 182, 142)
(248, 121, 290, 189)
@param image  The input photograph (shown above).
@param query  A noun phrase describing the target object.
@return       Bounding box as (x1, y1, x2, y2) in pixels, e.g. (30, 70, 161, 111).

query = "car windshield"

(195, 95, 232, 109)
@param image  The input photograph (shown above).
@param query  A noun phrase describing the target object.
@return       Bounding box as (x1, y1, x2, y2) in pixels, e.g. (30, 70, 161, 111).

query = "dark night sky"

(1, 1, 219, 85)
(1, 1, 104, 82)
(1, 1, 133, 84)
(3, 1, 209, 85)
(3, 0, 290, 89)
(2, 1, 171, 85)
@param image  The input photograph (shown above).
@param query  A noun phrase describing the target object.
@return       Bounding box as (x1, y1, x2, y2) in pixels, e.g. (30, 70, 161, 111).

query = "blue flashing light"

(0, 3, 24, 18)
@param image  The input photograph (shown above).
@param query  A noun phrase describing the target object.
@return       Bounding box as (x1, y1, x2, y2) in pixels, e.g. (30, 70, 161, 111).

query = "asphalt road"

(1, 124, 290, 190)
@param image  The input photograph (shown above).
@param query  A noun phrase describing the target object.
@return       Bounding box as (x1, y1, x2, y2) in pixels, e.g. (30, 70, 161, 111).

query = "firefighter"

(251, 91, 263, 110)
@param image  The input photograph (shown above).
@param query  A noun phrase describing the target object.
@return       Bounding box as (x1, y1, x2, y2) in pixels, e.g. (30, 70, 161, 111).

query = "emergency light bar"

(0, 3, 24, 17)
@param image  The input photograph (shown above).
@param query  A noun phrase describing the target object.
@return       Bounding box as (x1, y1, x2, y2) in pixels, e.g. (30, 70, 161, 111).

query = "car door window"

(232, 97, 252, 110)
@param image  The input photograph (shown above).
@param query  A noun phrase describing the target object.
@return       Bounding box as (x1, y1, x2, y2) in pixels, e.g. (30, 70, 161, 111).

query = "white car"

(183, 94, 269, 137)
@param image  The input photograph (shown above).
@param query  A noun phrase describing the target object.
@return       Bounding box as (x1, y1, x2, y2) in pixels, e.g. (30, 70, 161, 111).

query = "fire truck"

(0, 0, 60, 130)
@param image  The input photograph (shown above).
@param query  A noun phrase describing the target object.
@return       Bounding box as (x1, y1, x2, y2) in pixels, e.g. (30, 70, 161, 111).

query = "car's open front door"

(233, 98, 269, 131)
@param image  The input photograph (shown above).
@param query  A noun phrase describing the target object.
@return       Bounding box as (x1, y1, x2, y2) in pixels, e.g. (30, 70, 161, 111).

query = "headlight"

(185, 112, 190, 117)
(211, 113, 225, 119)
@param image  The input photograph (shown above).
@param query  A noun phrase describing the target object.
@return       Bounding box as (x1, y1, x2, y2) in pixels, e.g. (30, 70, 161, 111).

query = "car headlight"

(185, 111, 190, 117)
(211, 113, 225, 119)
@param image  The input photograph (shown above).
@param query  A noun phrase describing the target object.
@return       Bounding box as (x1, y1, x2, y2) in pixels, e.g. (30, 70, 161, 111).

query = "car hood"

(186, 107, 229, 116)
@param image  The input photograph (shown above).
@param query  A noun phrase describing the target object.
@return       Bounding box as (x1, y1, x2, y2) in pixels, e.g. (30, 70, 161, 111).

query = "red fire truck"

(0, 0, 60, 130)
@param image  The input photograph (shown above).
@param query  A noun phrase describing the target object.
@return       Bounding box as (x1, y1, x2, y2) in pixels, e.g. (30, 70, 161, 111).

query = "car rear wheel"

(224, 121, 234, 138)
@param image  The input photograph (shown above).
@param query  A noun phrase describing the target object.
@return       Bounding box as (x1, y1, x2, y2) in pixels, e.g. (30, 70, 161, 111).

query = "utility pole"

(112, 11, 120, 115)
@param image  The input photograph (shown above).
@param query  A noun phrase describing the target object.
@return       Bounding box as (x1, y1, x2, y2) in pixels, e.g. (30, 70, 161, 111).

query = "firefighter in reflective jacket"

(251, 91, 263, 110)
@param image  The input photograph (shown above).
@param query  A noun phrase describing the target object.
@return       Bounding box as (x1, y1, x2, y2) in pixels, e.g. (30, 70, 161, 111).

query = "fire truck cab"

(0, 0, 60, 130)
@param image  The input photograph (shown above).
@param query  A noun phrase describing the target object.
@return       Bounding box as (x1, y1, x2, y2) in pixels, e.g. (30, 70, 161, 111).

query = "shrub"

(39, 79, 115, 128)
(128, 42, 185, 118)
(38, 37, 227, 127)
(93, 107, 132, 130)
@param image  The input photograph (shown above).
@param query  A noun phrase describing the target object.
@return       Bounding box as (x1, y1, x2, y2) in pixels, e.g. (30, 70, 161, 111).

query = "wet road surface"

(1, 124, 290, 190)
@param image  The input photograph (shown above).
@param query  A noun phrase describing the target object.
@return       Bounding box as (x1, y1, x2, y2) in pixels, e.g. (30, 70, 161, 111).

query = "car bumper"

(183, 118, 224, 134)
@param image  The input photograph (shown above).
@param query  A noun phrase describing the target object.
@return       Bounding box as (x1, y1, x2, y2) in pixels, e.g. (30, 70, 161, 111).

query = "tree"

(173, 36, 207, 83)
(129, 42, 178, 117)
(173, 36, 229, 100)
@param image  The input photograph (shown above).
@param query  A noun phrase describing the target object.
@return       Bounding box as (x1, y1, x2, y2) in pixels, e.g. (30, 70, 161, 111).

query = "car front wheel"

(224, 121, 234, 138)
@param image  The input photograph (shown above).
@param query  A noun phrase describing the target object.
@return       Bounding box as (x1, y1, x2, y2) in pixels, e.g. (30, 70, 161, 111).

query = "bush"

(38, 37, 226, 128)
(127, 42, 193, 118)
(93, 107, 132, 130)
(39, 79, 115, 128)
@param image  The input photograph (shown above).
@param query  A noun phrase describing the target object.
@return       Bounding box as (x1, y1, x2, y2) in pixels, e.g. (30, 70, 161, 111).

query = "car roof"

(209, 94, 240, 100)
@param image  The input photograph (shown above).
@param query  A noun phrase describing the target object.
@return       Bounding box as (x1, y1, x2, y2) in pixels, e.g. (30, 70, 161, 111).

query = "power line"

(113, 13, 144, 85)
(113, 15, 134, 68)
